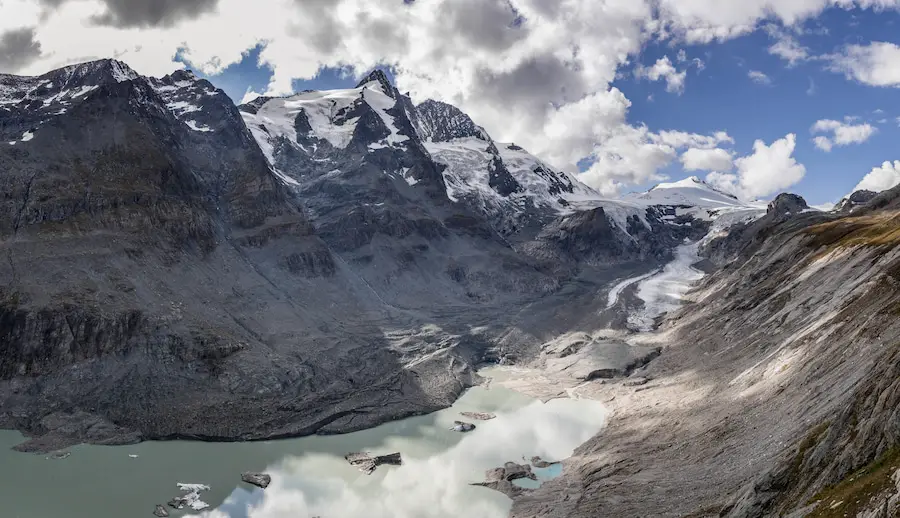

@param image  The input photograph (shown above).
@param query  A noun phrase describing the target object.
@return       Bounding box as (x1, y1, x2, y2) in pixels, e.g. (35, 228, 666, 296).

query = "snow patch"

(401, 167, 418, 186)
(167, 100, 202, 115)
(361, 84, 408, 147)
(185, 120, 212, 132)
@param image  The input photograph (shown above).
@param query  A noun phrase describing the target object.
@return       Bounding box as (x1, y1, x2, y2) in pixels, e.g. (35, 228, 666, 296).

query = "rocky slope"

(509, 188, 900, 517)
(0, 60, 758, 455)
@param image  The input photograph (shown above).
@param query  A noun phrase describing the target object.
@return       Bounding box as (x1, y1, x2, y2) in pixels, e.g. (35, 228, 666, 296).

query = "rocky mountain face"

(0, 60, 757, 454)
(511, 188, 900, 518)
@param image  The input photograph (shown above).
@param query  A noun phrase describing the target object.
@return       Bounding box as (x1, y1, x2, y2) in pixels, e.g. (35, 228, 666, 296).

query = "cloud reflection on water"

(190, 397, 608, 518)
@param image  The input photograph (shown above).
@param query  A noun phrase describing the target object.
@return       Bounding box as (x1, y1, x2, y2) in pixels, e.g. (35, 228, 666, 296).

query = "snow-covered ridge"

(0, 59, 137, 107)
(148, 70, 223, 133)
(240, 76, 411, 167)
(635, 176, 742, 208)
(624, 175, 765, 225)
(1, 60, 227, 140)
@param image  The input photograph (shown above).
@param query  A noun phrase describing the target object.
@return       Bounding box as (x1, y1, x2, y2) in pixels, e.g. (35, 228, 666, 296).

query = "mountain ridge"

(0, 59, 766, 456)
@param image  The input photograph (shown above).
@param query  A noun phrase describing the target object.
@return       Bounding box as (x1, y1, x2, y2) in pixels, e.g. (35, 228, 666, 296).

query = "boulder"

(450, 421, 476, 432)
(241, 472, 271, 489)
(153, 504, 169, 517)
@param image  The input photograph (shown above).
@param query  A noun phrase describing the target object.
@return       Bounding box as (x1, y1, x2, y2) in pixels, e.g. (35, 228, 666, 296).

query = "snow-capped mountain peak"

(635, 175, 744, 209)
(356, 69, 395, 99)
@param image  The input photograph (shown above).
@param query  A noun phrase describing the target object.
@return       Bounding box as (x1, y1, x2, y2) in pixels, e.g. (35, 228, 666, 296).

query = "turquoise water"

(0, 374, 608, 518)
(512, 462, 565, 489)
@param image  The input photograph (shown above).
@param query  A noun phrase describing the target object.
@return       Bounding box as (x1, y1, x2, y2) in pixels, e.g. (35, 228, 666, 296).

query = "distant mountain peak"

(648, 175, 739, 201)
(356, 69, 394, 98)
(57, 58, 139, 84)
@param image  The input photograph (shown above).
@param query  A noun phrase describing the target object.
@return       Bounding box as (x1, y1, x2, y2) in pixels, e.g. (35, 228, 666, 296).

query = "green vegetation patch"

(806, 446, 900, 517)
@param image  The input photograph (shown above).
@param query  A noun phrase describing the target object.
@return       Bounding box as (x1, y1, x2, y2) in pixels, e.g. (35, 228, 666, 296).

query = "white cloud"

(658, 0, 900, 43)
(681, 147, 734, 171)
(706, 134, 806, 199)
(812, 135, 834, 152)
(827, 41, 900, 87)
(650, 129, 734, 149)
(767, 33, 809, 66)
(852, 160, 900, 193)
(810, 118, 877, 151)
(748, 70, 772, 85)
(634, 55, 687, 94)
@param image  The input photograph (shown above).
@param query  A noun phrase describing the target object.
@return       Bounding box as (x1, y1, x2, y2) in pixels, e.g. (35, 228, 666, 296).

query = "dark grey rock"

(767, 193, 809, 217)
(153, 504, 169, 517)
(240, 472, 271, 489)
(414, 99, 490, 142)
(450, 421, 476, 432)
(834, 189, 877, 213)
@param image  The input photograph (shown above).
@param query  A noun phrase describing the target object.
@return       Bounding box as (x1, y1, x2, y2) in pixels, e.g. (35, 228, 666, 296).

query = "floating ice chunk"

(169, 483, 211, 511)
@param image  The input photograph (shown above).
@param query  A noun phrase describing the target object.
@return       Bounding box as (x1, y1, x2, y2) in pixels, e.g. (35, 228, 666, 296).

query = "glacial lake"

(0, 368, 608, 518)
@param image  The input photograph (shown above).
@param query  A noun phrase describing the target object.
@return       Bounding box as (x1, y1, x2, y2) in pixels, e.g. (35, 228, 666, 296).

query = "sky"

(1, 0, 899, 206)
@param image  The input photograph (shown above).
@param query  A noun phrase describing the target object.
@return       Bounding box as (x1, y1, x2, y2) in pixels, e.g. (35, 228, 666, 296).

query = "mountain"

(0, 60, 760, 456)
(5, 59, 900, 518)
(0, 60, 697, 452)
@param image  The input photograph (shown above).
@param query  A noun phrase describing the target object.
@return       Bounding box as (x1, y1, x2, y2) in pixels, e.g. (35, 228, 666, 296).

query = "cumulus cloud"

(681, 147, 734, 172)
(852, 160, 900, 193)
(765, 25, 809, 66)
(826, 41, 900, 87)
(575, 122, 734, 196)
(810, 118, 877, 151)
(706, 134, 806, 199)
(657, 0, 900, 43)
(36, 0, 219, 28)
(748, 70, 772, 85)
(634, 55, 687, 93)
(0, 28, 42, 72)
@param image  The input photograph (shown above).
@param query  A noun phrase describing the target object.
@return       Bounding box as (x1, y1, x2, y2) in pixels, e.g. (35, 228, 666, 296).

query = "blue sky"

(173, 5, 899, 207)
